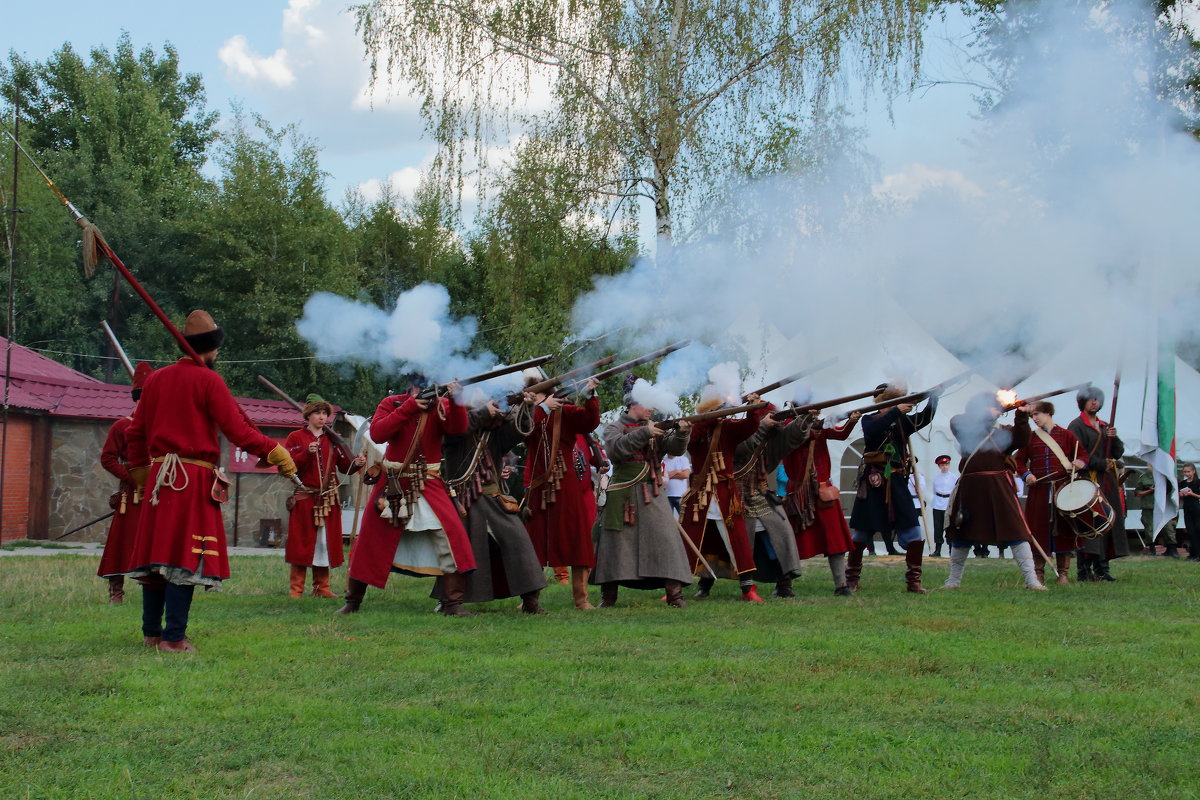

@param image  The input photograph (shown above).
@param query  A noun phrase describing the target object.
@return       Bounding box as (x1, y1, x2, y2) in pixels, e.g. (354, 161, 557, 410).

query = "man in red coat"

(522, 377, 601, 609)
(1014, 401, 1088, 585)
(284, 396, 365, 598)
(97, 361, 154, 604)
(678, 394, 768, 601)
(127, 311, 297, 653)
(782, 412, 861, 596)
(337, 378, 477, 616)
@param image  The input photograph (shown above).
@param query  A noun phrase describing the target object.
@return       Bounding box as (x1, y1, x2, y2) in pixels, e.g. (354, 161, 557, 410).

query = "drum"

(1053, 479, 1114, 539)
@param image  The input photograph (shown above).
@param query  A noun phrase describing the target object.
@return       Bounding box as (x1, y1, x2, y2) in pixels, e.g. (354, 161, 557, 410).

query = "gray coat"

(591, 414, 694, 589)
(433, 406, 547, 602)
(734, 417, 813, 582)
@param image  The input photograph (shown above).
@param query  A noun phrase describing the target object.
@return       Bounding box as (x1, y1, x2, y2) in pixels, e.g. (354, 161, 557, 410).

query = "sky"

(3, 0, 987, 235)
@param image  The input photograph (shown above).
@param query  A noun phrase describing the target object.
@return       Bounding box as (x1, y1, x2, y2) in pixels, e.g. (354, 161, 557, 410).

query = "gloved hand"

(129, 465, 149, 490)
(267, 444, 298, 478)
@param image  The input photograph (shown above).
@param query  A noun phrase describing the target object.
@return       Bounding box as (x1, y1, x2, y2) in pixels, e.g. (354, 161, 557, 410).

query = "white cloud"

(872, 163, 984, 202)
(218, 35, 295, 88)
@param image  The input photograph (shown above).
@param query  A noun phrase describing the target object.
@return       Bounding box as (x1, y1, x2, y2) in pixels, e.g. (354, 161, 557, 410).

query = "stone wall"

(50, 419, 114, 542)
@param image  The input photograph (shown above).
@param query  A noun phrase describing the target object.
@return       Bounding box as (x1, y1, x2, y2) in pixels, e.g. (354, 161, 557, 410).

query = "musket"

(1001, 383, 1092, 411)
(54, 511, 115, 541)
(518, 354, 617, 399)
(655, 401, 768, 431)
(6, 132, 207, 368)
(554, 341, 690, 397)
(1108, 370, 1121, 428)
(416, 353, 553, 402)
(100, 320, 135, 379)
(841, 369, 973, 417)
(742, 357, 837, 400)
(771, 388, 879, 421)
(257, 374, 354, 463)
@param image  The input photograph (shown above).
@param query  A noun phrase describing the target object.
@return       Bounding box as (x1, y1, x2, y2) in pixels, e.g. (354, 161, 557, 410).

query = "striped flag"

(1137, 328, 1178, 537)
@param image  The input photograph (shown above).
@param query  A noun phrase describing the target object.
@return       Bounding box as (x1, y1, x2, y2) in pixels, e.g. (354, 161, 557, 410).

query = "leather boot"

(439, 572, 476, 617)
(598, 583, 619, 608)
(694, 576, 714, 598)
(311, 567, 339, 598)
(1032, 553, 1046, 586)
(664, 580, 687, 608)
(1077, 553, 1095, 581)
(553, 566, 570, 585)
(571, 567, 595, 610)
(289, 564, 306, 598)
(904, 541, 928, 594)
(771, 578, 795, 598)
(519, 590, 546, 614)
(157, 637, 198, 653)
(1095, 557, 1117, 582)
(1055, 553, 1071, 585)
(846, 545, 864, 593)
(335, 578, 368, 614)
(741, 582, 765, 603)
(107, 576, 125, 605)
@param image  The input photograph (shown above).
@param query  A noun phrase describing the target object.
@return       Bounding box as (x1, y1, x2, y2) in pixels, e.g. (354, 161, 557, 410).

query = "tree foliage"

(354, 0, 933, 245)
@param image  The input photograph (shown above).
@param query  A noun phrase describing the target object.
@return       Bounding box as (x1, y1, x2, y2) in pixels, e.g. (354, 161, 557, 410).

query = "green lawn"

(1, 554, 1197, 800)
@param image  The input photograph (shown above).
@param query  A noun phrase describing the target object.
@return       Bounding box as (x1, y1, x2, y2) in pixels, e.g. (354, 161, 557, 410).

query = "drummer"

(1014, 401, 1089, 585)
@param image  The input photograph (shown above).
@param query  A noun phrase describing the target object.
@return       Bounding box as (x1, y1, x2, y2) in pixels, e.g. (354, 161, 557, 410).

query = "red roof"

(0, 336, 303, 427)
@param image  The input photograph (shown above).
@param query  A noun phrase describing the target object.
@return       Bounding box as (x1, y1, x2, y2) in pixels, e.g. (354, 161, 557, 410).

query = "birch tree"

(355, 0, 934, 246)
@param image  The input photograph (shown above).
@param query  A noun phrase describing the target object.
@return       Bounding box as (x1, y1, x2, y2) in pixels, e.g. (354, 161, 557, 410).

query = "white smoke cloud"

(296, 283, 505, 387)
(570, 0, 1200, 396)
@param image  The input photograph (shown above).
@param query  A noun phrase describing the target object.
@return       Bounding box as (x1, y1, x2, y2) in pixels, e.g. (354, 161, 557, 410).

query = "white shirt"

(931, 471, 959, 511)
(663, 454, 691, 498)
(907, 472, 927, 509)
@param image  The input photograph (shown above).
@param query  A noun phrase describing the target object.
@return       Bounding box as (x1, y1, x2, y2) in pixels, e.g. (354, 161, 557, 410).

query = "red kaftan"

(284, 427, 352, 568)
(127, 359, 278, 580)
(97, 416, 141, 577)
(782, 418, 857, 559)
(522, 395, 602, 568)
(348, 393, 474, 589)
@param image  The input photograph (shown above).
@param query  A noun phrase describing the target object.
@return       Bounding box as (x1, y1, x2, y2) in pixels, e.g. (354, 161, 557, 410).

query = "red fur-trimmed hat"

(131, 361, 153, 401)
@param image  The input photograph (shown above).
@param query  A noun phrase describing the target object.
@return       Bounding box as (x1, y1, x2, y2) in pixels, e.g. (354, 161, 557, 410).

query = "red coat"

(127, 359, 278, 580)
(97, 416, 141, 577)
(783, 418, 857, 559)
(284, 427, 352, 567)
(1013, 425, 1085, 553)
(348, 393, 474, 588)
(678, 410, 765, 575)
(522, 395, 601, 567)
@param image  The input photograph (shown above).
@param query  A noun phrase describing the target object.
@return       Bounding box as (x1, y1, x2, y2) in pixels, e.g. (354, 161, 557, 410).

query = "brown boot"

(143, 636, 162, 648)
(904, 541, 928, 594)
(598, 583, 619, 608)
(553, 566, 570, 585)
(1033, 553, 1046, 586)
(107, 576, 125, 605)
(311, 567, 339, 598)
(571, 567, 595, 610)
(439, 572, 476, 617)
(519, 590, 546, 614)
(157, 637, 198, 654)
(289, 564, 306, 598)
(664, 580, 688, 608)
(1056, 552, 1071, 586)
(335, 578, 368, 614)
(846, 545, 865, 593)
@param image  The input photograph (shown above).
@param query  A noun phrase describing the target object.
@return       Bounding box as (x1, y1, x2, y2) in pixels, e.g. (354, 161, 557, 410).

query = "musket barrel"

(659, 401, 767, 429)
(100, 320, 136, 379)
(522, 354, 617, 397)
(771, 388, 877, 420)
(558, 341, 689, 396)
(743, 356, 837, 400)
(1004, 382, 1092, 410)
(841, 369, 973, 417)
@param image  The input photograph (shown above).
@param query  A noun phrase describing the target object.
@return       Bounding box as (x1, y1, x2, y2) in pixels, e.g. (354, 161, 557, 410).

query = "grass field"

(1, 553, 1197, 800)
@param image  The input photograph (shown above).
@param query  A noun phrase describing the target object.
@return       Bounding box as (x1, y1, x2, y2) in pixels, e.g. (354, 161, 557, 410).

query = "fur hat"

(130, 361, 153, 401)
(695, 395, 724, 415)
(303, 393, 332, 418)
(1076, 385, 1104, 411)
(181, 310, 225, 354)
(873, 381, 906, 403)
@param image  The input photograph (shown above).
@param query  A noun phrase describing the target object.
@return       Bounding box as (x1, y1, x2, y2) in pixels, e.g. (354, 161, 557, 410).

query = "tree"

(0, 36, 216, 375)
(354, 0, 933, 246)
(466, 137, 637, 365)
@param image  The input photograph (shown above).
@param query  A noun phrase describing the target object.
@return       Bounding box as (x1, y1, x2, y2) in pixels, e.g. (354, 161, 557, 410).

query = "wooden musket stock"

(416, 353, 553, 401)
(770, 388, 878, 421)
(519, 355, 618, 400)
(555, 341, 689, 397)
(1002, 382, 1092, 411)
(656, 401, 767, 431)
